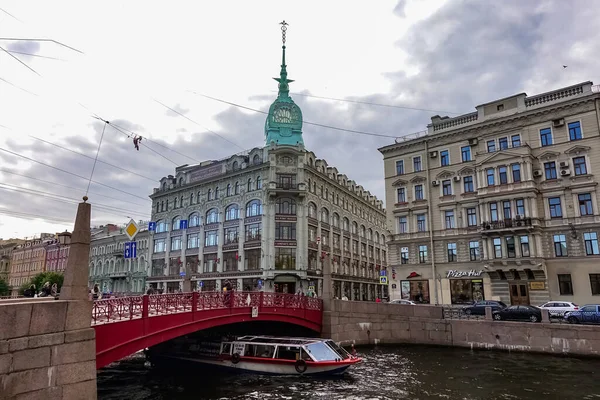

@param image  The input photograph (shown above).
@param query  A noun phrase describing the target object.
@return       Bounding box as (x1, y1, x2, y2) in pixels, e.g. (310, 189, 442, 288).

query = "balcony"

(267, 181, 306, 197)
(480, 217, 535, 233)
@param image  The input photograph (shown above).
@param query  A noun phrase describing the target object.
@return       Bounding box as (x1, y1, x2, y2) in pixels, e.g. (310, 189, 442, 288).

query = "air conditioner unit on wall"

(533, 170, 543, 178)
(560, 169, 571, 176)
(432, 180, 440, 186)
(559, 161, 569, 169)
(553, 118, 565, 127)
(430, 151, 438, 158)
(453, 176, 461, 182)
(468, 138, 478, 146)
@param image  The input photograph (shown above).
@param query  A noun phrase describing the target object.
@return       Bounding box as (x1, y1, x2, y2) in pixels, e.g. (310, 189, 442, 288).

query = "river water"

(97, 345, 600, 400)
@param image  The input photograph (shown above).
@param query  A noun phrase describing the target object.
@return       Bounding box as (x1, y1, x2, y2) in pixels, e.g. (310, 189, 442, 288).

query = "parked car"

(564, 304, 600, 324)
(389, 299, 416, 305)
(538, 301, 579, 318)
(492, 305, 542, 322)
(462, 300, 507, 315)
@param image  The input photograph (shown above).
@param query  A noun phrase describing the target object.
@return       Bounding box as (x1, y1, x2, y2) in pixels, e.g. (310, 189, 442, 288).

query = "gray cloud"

(6, 40, 41, 55)
(164, 103, 190, 117)
(393, 0, 407, 18)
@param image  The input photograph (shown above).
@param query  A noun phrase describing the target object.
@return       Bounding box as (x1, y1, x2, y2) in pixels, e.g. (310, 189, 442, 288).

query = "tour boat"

(162, 336, 361, 376)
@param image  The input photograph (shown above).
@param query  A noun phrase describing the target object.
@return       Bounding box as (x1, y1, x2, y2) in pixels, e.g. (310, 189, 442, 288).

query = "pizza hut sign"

(446, 269, 483, 279)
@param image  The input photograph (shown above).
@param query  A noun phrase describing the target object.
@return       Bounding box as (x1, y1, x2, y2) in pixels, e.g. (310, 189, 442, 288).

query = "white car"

(389, 299, 416, 305)
(538, 301, 579, 317)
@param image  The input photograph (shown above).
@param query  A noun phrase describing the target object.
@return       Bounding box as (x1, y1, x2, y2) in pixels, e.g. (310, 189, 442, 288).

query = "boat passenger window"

(221, 343, 232, 355)
(276, 346, 301, 360)
(300, 348, 312, 361)
(305, 342, 339, 361)
(325, 340, 349, 359)
(255, 345, 275, 358)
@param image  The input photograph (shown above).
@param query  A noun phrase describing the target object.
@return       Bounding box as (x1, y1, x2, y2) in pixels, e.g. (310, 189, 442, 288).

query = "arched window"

(156, 220, 168, 233)
(232, 161, 238, 170)
(332, 213, 340, 227)
(275, 198, 296, 215)
(206, 208, 219, 224)
(375, 232, 380, 243)
(174, 197, 178, 208)
(325, 188, 329, 200)
(225, 204, 239, 221)
(190, 193, 194, 205)
(312, 182, 316, 193)
(162, 182, 166, 190)
(197, 191, 201, 202)
(208, 189, 212, 201)
(381, 235, 386, 245)
(215, 187, 220, 199)
(360, 225, 366, 237)
(180, 195, 184, 207)
(155, 202, 159, 213)
(343, 217, 350, 231)
(309, 158, 313, 166)
(321, 208, 329, 223)
(256, 176, 262, 189)
(352, 221, 358, 235)
(189, 213, 200, 227)
(308, 202, 317, 218)
(234, 181, 240, 195)
(247, 178, 253, 192)
(367, 228, 373, 241)
(253, 154, 261, 164)
(246, 199, 262, 217)
(178, 177, 183, 186)
(172, 216, 182, 230)
(227, 184, 232, 196)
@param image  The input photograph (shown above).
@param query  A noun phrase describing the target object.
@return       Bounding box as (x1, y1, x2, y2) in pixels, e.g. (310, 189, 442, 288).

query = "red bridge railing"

(91, 291, 323, 325)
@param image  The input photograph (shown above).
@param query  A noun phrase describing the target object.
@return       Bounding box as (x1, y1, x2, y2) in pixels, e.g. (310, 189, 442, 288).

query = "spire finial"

(280, 20, 288, 45)
(275, 20, 293, 98)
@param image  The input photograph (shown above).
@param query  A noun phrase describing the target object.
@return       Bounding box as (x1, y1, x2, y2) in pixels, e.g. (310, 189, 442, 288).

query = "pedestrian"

(51, 283, 58, 297)
(40, 282, 51, 297)
(24, 284, 36, 298)
(376, 297, 381, 303)
(351, 344, 357, 357)
(92, 284, 100, 300)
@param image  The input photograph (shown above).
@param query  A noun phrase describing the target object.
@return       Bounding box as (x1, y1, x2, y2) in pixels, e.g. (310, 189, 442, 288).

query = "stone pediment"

(410, 175, 427, 183)
(435, 169, 455, 180)
(564, 145, 591, 155)
(478, 150, 527, 165)
(457, 166, 475, 176)
(392, 178, 408, 187)
(538, 150, 561, 160)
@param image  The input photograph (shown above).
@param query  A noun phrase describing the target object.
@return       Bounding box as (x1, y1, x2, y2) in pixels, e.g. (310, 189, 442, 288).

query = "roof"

(234, 336, 325, 345)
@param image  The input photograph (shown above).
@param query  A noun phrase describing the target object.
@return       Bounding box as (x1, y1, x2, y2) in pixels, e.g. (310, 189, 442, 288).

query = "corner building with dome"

(147, 30, 389, 299)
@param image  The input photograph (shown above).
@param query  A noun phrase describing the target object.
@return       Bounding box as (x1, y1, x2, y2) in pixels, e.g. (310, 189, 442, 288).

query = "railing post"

(259, 291, 264, 312)
(142, 294, 149, 318)
(192, 291, 198, 314)
(129, 297, 134, 320)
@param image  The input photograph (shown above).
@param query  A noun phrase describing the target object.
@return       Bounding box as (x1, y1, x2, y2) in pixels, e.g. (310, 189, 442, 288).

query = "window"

(226, 184, 232, 196)
(540, 128, 553, 146)
(503, 201, 511, 220)
(417, 214, 426, 232)
(506, 236, 516, 258)
(486, 168, 495, 186)
(245, 223, 261, 241)
(584, 232, 599, 255)
(256, 176, 262, 189)
(153, 239, 165, 253)
(234, 182, 240, 194)
(170, 236, 182, 251)
(397, 188, 406, 203)
(172, 216, 181, 230)
(442, 180, 452, 196)
(463, 176, 474, 193)
(206, 209, 219, 224)
(493, 238, 502, 258)
(187, 234, 199, 249)
(511, 164, 521, 182)
(321, 208, 329, 223)
(466, 208, 477, 227)
(396, 160, 404, 175)
(415, 185, 423, 200)
(487, 140, 496, 153)
(215, 187, 220, 199)
(445, 210, 455, 229)
(499, 137, 508, 150)
(400, 247, 409, 264)
(490, 203, 498, 221)
(418, 245, 428, 263)
(275, 222, 296, 240)
(461, 146, 471, 162)
(511, 134, 521, 148)
(205, 230, 218, 247)
(246, 200, 262, 217)
(225, 204, 239, 221)
(548, 197, 562, 218)
(440, 150, 450, 166)
(275, 248, 296, 270)
(447, 243, 457, 262)
(568, 121, 582, 141)
(590, 274, 600, 295)
(578, 193, 593, 216)
(413, 156, 422, 172)
(469, 241, 480, 261)
(247, 178, 253, 192)
(516, 199, 525, 216)
(497, 104, 504, 111)
(573, 156, 587, 176)
(398, 216, 407, 233)
(544, 162, 557, 180)
(275, 198, 296, 215)
(558, 274, 573, 295)
(554, 234, 567, 257)
(498, 166, 508, 184)
(520, 236, 530, 257)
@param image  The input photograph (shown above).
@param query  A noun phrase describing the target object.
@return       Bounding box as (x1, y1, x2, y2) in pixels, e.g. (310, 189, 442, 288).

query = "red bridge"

(92, 291, 323, 369)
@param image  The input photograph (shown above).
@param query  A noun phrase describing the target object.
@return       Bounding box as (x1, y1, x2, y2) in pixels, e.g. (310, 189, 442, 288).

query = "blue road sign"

(180, 220, 188, 229)
(199, 281, 204, 287)
(124, 242, 131, 259)
(180, 271, 185, 277)
(148, 221, 156, 231)
(380, 276, 388, 285)
(130, 241, 137, 258)
(380, 270, 387, 276)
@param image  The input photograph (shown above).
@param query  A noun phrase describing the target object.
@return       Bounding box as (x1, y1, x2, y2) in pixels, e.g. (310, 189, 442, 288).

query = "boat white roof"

(233, 336, 327, 345)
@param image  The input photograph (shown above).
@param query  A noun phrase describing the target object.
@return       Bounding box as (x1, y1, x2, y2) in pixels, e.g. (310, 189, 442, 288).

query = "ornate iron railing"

(91, 291, 323, 325)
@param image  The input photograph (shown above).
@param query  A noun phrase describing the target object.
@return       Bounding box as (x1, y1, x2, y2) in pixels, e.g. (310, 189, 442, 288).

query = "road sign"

(379, 276, 388, 285)
(180, 220, 188, 229)
(148, 221, 156, 231)
(380, 270, 387, 276)
(125, 219, 139, 240)
(251, 306, 259, 318)
(124, 241, 137, 259)
(199, 281, 204, 287)
(308, 285, 315, 292)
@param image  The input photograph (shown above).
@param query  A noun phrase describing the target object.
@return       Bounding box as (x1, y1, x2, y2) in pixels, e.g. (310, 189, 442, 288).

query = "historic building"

(0, 239, 24, 284)
(8, 234, 54, 295)
(88, 224, 151, 294)
(379, 81, 600, 306)
(45, 232, 72, 274)
(147, 24, 388, 299)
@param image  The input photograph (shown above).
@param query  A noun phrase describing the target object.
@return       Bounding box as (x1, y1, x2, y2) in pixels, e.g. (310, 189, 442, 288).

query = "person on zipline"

(133, 135, 142, 150)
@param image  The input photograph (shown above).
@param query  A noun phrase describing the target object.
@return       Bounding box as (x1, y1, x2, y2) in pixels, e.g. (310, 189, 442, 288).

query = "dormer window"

(497, 104, 504, 111)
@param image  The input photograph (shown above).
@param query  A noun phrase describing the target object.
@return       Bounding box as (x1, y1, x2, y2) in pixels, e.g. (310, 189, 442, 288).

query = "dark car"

(564, 304, 600, 324)
(462, 300, 507, 315)
(492, 305, 542, 322)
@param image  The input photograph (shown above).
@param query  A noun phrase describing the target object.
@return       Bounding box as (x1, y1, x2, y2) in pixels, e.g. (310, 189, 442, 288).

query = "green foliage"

(19, 272, 64, 295)
(0, 277, 9, 296)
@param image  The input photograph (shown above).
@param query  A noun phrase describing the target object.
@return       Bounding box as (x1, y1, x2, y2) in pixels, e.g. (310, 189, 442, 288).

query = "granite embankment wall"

(322, 300, 600, 357)
(0, 298, 97, 400)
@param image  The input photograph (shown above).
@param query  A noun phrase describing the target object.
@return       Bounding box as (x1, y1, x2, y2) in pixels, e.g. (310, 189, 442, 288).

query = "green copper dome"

(265, 24, 304, 146)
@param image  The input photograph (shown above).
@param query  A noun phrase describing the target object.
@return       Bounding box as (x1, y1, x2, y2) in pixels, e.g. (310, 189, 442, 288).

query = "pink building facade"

(45, 232, 72, 273)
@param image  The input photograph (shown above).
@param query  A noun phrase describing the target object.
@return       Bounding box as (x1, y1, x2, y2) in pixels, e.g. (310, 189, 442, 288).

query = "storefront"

(400, 279, 430, 304)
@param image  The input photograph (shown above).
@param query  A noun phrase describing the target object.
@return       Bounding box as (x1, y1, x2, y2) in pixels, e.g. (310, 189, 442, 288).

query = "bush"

(0, 277, 9, 296)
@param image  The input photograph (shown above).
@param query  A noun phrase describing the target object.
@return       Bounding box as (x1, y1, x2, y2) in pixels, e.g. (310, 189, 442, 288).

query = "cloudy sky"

(0, 0, 598, 239)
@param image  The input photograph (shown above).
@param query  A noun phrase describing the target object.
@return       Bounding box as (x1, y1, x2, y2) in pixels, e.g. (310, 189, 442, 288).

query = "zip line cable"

(0, 38, 84, 54)
(0, 7, 22, 23)
(0, 210, 72, 224)
(0, 46, 40, 75)
(7, 50, 65, 61)
(86, 121, 107, 196)
(0, 77, 38, 96)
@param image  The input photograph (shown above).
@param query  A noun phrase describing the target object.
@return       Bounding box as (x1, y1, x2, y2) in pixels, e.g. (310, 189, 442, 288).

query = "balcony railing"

(276, 183, 297, 190)
(481, 217, 533, 231)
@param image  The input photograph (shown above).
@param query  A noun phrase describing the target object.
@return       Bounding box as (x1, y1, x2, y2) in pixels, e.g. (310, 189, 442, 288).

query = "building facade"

(380, 81, 600, 306)
(8, 234, 55, 295)
(0, 239, 24, 283)
(147, 30, 389, 299)
(45, 232, 72, 274)
(88, 225, 150, 294)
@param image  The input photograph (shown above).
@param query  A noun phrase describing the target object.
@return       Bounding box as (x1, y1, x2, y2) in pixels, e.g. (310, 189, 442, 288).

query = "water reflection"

(98, 345, 600, 400)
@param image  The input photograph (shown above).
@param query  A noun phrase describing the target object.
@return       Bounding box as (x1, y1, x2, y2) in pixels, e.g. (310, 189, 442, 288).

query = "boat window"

(221, 343, 232, 355)
(300, 348, 312, 361)
(325, 340, 350, 359)
(276, 346, 301, 361)
(255, 345, 275, 358)
(305, 342, 340, 361)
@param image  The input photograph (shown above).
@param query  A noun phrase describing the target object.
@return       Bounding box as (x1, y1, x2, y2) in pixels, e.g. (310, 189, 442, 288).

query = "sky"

(0, 0, 598, 239)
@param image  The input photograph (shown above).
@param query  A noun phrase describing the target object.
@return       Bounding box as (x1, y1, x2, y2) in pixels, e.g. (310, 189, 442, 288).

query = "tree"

(0, 277, 9, 296)
(19, 272, 64, 295)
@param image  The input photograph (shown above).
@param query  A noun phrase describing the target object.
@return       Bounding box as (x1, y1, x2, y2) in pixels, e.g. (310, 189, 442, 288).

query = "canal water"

(97, 345, 600, 400)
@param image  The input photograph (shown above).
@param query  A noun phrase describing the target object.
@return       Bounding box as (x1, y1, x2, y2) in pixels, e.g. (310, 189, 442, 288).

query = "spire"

(274, 20, 294, 99)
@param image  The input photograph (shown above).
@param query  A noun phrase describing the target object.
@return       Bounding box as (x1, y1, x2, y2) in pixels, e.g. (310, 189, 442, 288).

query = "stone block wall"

(323, 300, 600, 357)
(0, 299, 97, 400)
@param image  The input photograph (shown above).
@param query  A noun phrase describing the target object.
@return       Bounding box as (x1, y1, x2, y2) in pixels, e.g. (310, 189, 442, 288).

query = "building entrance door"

(274, 282, 296, 294)
(509, 282, 530, 305)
